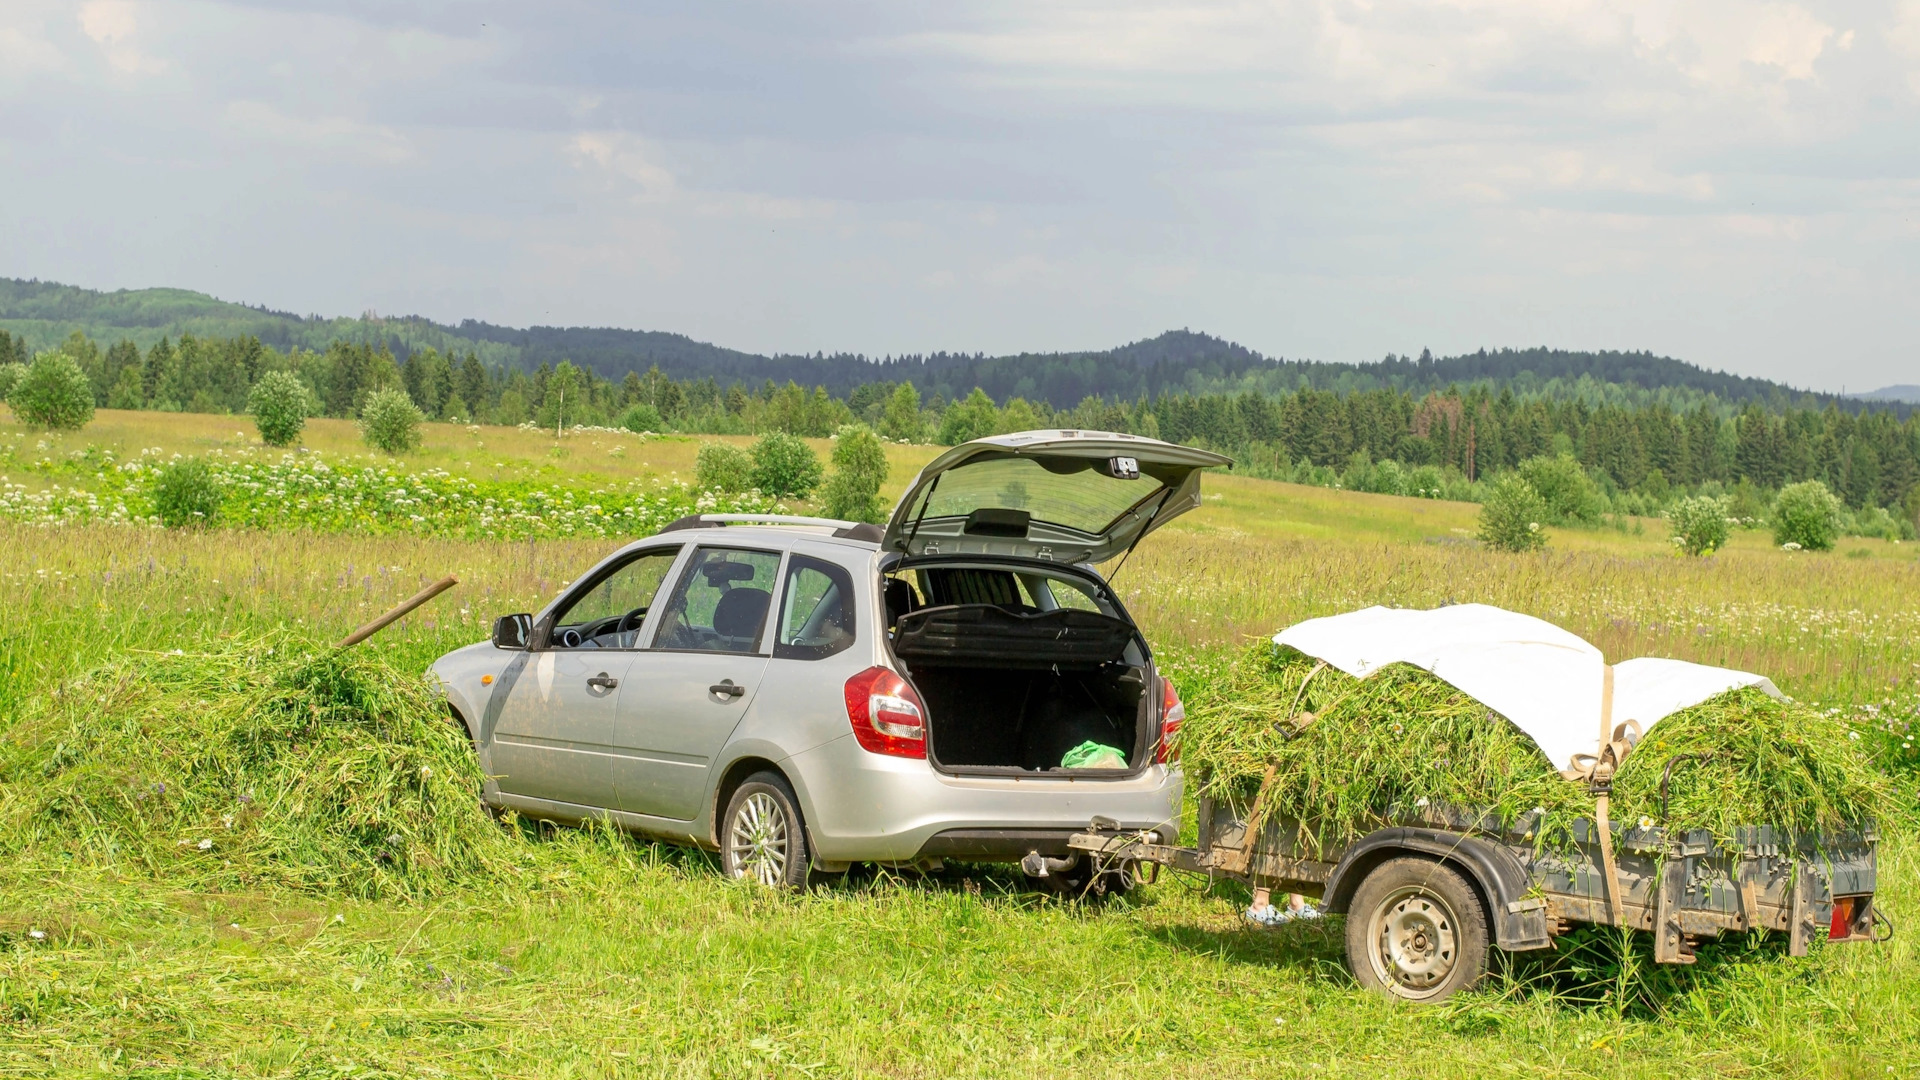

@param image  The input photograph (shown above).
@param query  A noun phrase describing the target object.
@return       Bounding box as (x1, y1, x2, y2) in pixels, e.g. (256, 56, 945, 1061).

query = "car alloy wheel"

(729, 791, 790, 887)
(720, 772, 811, 889)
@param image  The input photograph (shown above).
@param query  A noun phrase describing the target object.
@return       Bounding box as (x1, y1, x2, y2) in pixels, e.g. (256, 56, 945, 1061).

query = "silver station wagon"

(432, 430, 1231, 888)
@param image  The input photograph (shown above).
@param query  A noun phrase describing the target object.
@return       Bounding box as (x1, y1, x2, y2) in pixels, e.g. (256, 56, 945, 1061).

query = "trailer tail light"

(844, 666, 928, 759)
(1156, 676, 1186, 764)
(1830, 897, 1857, 941)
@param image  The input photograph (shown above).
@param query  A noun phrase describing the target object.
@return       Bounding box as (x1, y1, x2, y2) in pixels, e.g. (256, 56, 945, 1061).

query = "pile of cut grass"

(0, 636, 523, 899)
(1172, 644, 1895, 855)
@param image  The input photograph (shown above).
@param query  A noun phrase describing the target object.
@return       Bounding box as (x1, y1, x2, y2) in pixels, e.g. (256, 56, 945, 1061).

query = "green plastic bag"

(1061, 741, 1128, 769)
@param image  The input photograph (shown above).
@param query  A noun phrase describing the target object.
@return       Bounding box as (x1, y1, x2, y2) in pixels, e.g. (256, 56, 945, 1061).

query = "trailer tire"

(1345, 856, 1489, 1002)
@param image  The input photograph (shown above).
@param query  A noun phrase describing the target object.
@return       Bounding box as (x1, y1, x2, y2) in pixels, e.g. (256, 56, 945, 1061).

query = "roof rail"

(661, 513, 878, 539)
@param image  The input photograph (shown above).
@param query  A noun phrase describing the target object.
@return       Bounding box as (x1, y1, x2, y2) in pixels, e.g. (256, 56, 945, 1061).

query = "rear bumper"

(916, 826, 1177, 859)
(784, 733, 1182, 862)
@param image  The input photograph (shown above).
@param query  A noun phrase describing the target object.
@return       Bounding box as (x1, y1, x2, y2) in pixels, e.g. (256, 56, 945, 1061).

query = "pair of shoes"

(1245, 903, 1292, 927)
(1290, 903, 1324, 921)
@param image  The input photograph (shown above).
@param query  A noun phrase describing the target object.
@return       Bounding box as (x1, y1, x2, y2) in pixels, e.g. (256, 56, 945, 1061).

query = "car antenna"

(901, 473, 942, 553)
(1104, 489, 1173, 586)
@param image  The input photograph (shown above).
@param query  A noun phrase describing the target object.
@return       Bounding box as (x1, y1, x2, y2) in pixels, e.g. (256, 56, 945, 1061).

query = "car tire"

(1345, 856, 1490, 1002)
(719, 771, 812, 890)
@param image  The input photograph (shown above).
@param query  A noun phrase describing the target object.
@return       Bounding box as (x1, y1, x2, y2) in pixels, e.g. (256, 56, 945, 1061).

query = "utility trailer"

(1069, 779, 1885, 1002)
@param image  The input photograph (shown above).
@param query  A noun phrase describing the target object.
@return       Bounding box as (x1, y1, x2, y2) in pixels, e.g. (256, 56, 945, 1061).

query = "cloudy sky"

(3, 1, 1916, 390)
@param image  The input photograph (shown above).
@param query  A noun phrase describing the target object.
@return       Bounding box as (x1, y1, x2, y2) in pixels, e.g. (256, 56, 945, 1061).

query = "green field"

(3, 410, 1917, 1078)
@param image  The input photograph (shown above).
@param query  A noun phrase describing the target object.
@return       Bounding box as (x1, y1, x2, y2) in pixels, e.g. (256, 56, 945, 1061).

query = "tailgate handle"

(709, 680, 746, 699)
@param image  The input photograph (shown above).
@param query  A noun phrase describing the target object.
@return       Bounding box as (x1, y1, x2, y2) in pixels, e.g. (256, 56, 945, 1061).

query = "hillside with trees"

(2, 277, 1877, 413)
(4, 316, 1916, 542)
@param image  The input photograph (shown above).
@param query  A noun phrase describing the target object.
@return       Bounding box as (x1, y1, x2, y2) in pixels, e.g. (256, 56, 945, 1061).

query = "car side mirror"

(492, 613, 533, 650)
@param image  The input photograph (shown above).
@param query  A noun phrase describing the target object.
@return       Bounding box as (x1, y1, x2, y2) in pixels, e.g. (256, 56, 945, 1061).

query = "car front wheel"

(720, 772, 811, 889)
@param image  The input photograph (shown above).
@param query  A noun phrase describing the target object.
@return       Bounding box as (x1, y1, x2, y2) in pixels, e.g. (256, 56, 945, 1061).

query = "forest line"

(4, 328, 1915, 539)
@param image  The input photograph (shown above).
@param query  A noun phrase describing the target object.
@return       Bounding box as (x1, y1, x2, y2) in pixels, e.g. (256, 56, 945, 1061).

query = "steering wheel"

(615, 605, 648, 636)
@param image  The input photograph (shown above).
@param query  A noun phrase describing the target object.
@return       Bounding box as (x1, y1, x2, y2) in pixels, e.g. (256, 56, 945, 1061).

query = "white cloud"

(566, 133, 677, 202)
(0, 0, 1915, 389)
(77, 0, 166, 74)
(0, 25, 69, 77)
(223, 100, 412, 162)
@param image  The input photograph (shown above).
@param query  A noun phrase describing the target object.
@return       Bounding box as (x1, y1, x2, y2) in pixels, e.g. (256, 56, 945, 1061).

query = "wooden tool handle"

(336, 575, 459, 649)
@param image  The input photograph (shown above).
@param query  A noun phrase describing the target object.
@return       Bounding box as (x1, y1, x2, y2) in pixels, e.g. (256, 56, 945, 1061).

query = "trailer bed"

(1070, 799, 1881, 998)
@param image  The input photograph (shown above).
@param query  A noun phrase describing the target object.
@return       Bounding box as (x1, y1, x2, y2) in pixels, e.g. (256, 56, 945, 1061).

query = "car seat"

(711, 587, 772, 644)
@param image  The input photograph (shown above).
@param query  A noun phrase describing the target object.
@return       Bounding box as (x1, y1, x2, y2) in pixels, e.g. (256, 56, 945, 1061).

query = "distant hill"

(0, 276, 1882, 413)
(1854, 385, 1920, 405)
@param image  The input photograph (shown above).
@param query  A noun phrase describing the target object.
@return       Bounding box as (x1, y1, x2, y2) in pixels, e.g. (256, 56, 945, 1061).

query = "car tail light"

(844, 666, 927, 759)
(1830, 897, 1857, 940)
(1156, 675, 1185, 764)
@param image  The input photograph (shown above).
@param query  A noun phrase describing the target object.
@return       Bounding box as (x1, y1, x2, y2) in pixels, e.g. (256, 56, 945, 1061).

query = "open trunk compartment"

(908, 661, 1148, 773)
(889, 581, 1152, 775)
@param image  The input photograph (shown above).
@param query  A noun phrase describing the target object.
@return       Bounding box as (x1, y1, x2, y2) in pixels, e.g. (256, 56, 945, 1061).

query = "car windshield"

(917, 456, 1166, 535)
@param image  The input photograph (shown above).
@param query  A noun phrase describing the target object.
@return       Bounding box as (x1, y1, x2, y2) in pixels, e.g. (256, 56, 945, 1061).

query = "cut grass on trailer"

(1171, 645, 1901, 854)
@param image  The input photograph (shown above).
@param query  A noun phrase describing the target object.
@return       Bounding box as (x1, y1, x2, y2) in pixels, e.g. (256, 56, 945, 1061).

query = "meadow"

(2, 410, 1916, 1077)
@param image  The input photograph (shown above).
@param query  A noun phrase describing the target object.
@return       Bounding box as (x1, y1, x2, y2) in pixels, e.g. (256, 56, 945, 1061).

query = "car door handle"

(709, 680, 746, 698)
(587, 673, 619, 690)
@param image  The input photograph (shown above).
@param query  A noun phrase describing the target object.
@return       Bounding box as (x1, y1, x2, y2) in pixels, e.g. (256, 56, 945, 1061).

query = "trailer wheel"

(1345, 857, 1489, 1002)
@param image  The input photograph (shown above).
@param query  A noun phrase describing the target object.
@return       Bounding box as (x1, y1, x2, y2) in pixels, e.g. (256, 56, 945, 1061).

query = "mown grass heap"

(1171, 644, 1896, 856)
(0, 638, 523, 899)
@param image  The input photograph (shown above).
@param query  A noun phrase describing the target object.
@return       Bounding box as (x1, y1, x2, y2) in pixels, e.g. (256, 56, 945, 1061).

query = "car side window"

(651, 547, 782, 654)
(1040, 575, 1103, 613)
(549, 548, 680, 649)
(774, 555, 857, 661)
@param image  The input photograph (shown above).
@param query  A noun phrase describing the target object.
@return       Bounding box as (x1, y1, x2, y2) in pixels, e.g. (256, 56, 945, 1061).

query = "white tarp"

(1273, 604, 1780, 774)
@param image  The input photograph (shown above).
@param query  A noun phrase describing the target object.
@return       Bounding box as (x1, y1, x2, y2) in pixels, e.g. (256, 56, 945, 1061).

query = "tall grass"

(2, 478, 1918, 1074)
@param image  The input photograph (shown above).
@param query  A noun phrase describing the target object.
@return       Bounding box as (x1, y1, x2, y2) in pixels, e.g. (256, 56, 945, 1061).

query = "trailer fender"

(1323, 828, 1552, 952)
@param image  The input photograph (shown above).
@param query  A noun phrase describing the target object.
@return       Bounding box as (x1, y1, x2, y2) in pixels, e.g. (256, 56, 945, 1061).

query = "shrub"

(749, 432, 823, 498)
(1847, 505, 1914, 542)
(151, 457, 224, 528)
(618, 402, 664, 434)
(8, 351, 94, 430)
(360, 387, 425, 455)
(880, 382, 924, 442)
(1407, 464, 1445, 499)
(821, 424, 890, 523)
(1666, 495, 1731, 556)
(1370, 459, 1407, 496)
(247, 371, 314, 447)
(936, 388, 1000, 446)
(0, 361, 26, 402)
(1772, 480, 1842, 551)
(1478, 473, 1549, 552)
(695, 442, 755, 493)
(1515, 454, 1603, 525)
(494, 389, 528, 427)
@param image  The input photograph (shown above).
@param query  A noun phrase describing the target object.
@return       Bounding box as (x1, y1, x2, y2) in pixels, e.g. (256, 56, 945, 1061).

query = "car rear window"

(918, 456, 1164, 535)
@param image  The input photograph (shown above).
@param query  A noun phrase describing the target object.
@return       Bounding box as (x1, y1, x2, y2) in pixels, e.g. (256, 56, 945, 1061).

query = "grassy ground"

(11, 408, 1915, 559)
(1, 410, 947, 507)
(4, 410, 1918, 1077)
